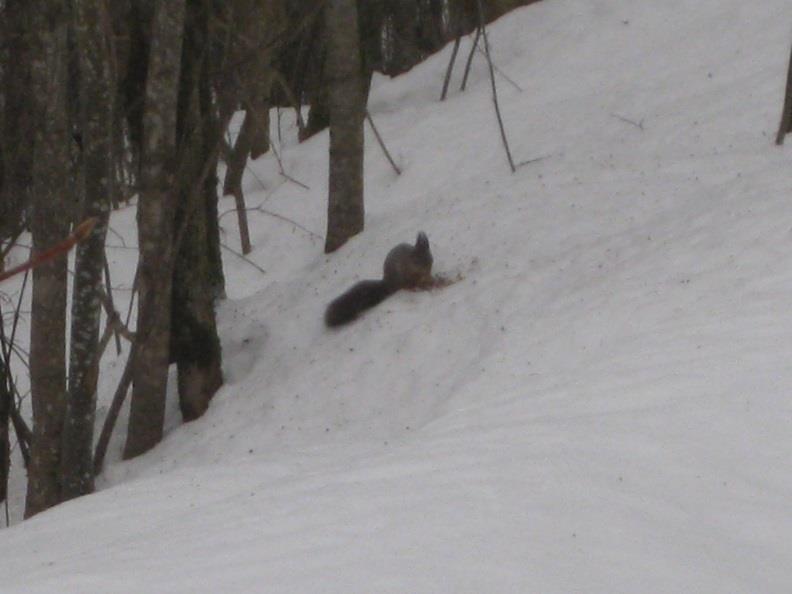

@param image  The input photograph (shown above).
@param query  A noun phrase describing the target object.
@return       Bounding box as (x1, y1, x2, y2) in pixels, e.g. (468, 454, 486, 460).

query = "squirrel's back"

(325, 232, 433, 327)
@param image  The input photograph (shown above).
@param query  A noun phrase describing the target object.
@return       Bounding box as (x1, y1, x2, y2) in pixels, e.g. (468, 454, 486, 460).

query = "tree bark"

(25, 0, 72, 518)
(60, 0, 113, 501)
(170, 0, 224, 422)
(124, 0, 186, 460)
(324, 0, 366, 254)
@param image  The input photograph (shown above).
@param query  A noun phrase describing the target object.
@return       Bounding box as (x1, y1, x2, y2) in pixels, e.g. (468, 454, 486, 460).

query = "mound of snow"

(3, 0, 792, 592)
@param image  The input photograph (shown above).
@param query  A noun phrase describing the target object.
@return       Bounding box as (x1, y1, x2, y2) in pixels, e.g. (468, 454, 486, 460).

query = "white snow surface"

(3, 0, 792, 591)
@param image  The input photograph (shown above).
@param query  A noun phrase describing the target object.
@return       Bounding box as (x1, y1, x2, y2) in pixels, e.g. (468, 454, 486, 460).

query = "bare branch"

(220, 243, 267, 275)
(0, 218, 98, 283)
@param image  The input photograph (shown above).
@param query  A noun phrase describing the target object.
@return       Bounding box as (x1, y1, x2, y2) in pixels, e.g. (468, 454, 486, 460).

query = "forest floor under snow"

(3, 0, 792, 592)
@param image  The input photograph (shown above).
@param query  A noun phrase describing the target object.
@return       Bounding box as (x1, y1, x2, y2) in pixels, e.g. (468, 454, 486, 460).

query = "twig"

(476, 0, 516, 173)
(0, 276, 31, 467)
(441, 36, 461, 101)
(103, 253, 123, 354)
(517, 154, 551, 168)
(611, 113, 644, 131)
(220, 243, 267, 275)
(8, 269, 29, 352)
(124, 267, 138, 330)
(269, 139, 310, 190)
(244, 162, 269, 191)
(460, 26, 481, 92)
(106, 225, 127, 248)
(253, 205, 322, 241)
(475, 46, 523, 92)
(98, 287, 136, 343)
(365, 110, 401, 176)
(0, 226, 26, 263)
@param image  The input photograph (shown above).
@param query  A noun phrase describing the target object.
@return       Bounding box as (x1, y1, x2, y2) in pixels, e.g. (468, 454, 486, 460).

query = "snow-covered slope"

(3, 0, 792, 591)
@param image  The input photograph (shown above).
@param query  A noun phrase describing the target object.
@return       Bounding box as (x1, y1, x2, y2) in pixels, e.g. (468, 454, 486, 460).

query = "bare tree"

(25, 0, 72, 518)
(124, 0, 186, 460)
(324, 0, 366, 253)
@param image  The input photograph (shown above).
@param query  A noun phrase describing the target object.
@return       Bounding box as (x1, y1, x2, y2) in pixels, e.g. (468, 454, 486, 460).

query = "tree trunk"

(59, 0, 113, 501)
(324, 0, 366, 254)
(25, 0, 72, 518)
(170, 0, 224, 422)
(171, 191, 224, 421)
(124, 0, 186, 460)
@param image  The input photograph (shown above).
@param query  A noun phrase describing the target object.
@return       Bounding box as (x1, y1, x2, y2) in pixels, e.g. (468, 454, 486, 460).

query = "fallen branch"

(517, 154, 552, 168)
(220, 243, 267, 275)
(611, 113, 644, 131)
(475, 46, 523, 92)
(269, 139, 310, 190)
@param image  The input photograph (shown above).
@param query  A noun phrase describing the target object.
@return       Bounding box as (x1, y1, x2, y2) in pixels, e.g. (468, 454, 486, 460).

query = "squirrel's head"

(413, 231, 433, 273)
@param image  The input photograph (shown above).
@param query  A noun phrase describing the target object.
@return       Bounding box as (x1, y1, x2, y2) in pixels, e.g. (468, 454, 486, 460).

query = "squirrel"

(325, 232, 434, 327)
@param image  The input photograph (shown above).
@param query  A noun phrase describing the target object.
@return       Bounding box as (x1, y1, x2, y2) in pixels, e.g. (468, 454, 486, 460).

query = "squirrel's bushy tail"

(324, 280, 397, 327)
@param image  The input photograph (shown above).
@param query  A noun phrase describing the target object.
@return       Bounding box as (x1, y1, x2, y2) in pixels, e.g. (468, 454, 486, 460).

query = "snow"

(3, 0, 792, 591)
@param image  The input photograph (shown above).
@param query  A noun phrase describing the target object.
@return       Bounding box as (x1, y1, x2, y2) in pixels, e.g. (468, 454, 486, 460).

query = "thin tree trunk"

(223, 112, 254, 255)
(60, 0, 113, 501)
(248, 105, 271, 160)
(25, 0, 72, 518)
(324, 0, 365, 254)
(124, 0, 186, 460)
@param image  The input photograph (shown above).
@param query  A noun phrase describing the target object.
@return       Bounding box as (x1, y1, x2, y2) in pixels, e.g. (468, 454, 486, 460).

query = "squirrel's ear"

(415, 231, 429, 250)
